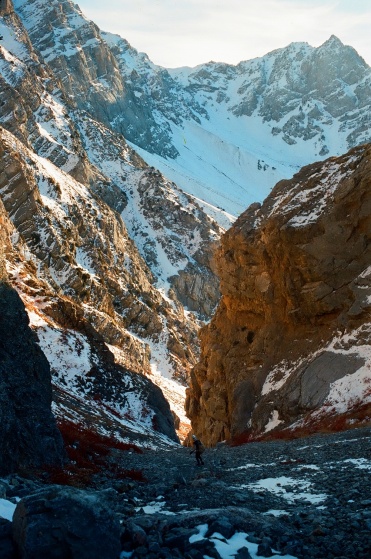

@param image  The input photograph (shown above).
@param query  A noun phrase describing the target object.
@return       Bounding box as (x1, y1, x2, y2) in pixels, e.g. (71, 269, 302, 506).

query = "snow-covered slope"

(13, 1, 371, 220)
(106, 32, 371, 217)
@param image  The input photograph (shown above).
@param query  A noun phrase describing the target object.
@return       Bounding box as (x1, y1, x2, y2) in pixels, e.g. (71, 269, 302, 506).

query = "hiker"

(190, 434, 204, 466)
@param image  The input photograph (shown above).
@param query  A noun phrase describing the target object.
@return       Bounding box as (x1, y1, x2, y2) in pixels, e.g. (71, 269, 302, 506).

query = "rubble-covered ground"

(1, 427, 370, 558)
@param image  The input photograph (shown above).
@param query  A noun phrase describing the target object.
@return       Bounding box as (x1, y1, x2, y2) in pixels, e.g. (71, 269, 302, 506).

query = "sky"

(75, 0, 371, 68)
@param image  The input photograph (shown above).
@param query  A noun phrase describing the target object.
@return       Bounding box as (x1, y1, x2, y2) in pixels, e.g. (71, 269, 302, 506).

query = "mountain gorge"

(0, 0, 370, 452)
(0, 0, 225, 446)
(1, 0, 371, 557)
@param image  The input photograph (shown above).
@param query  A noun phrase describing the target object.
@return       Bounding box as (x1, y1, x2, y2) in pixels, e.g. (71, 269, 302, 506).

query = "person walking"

(190, 434, 204, 466)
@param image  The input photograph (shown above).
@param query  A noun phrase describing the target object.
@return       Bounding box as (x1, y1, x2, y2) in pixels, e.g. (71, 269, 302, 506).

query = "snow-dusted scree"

(2, 427, 369, 558)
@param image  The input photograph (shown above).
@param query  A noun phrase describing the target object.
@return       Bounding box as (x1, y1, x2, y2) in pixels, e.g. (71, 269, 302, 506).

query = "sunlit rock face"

(0, 1, 223, 445)
(186, 144, 371, 445)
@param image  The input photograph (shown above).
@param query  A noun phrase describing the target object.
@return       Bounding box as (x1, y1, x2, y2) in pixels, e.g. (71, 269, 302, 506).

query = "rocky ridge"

(173, 35, 371, 151)
(12, 0, 204, 160)
(0, 0, 225, 443)
(186, 144, 371, 445)
(11, 1, 371, 218)
(144, 35, 371, 214)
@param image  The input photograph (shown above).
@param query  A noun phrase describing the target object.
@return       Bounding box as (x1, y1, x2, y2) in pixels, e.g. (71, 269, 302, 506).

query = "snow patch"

(244, 476, 327, 505)
(0, 498, 17, 522)
(264, 409, 283, 433)
(189, 523, 298, 559)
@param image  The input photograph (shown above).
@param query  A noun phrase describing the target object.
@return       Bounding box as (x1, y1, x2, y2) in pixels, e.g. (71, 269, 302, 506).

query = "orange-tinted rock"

(186, 144, 371, 445)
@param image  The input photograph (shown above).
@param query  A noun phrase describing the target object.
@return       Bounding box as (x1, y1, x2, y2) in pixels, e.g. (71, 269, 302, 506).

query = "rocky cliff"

(186, 144, 371, 445)
(0, 125, 183, 446)
(0, 202, 65, 473)
(0, 0, 225, 445)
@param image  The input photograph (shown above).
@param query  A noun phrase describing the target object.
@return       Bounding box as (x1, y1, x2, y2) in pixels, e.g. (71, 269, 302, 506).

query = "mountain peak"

(320, 34, 347, 52)
(318, 34, 368, 67)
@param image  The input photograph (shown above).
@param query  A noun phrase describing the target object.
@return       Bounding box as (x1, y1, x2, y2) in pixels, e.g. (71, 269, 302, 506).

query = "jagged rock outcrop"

(0, 124, 210, 377)
(186, 144, 371, 445)
(0, 279, 65, 473)
(12, 0, 195, 159)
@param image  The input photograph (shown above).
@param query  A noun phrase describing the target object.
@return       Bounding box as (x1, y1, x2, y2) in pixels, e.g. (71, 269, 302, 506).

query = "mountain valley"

(0, 0, 371, 556)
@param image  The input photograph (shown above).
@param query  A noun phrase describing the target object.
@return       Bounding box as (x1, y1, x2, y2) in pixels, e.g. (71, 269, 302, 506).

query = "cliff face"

(0, 126, 182, 445)
(0, 201, 65, 473)
(0, 282, 66, 473)
(0, 1, 223, 445)
(186, 144, 371, 445)
(12, 0, 189, 159)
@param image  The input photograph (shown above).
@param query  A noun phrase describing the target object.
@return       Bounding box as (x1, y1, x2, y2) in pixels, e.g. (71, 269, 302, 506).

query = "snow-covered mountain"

(159, 35, 371, 215)
(1, 0, 370, 448)
(12, 1, 371, 219)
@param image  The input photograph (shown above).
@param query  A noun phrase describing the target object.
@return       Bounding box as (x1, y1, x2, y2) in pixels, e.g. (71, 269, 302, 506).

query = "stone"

(257, 541, 274, 557)
(207, 517, 235, 539)
(0, 481, 9, 499)
(12, 486, 121, 559)
(236, 547, 253, 559)
(163, 527, 196, 551)
(0, 518, 16, 559)
(130, 523, 148, 547)
(191, 538, 223, 558)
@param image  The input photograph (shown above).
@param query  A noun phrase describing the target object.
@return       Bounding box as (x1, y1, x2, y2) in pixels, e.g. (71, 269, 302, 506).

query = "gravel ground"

(111, 426, 371, 558)
(1, 427, 370, 558)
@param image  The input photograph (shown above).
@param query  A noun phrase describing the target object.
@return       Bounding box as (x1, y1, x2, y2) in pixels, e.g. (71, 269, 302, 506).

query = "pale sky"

(76, 0, 371, 68)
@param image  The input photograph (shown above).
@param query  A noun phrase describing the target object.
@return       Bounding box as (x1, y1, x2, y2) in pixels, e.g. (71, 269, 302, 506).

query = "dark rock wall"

(0, 282, 65, 473)
(12, 486, 121, 559)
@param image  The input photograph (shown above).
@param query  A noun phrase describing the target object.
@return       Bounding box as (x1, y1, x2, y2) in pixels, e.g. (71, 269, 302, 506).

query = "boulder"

(12, 486, 121, 559)
(0, 518, 16, 559)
